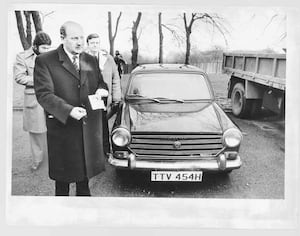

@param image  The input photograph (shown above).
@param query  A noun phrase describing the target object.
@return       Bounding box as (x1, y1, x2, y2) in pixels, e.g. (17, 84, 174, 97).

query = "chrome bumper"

(108, 153, 242, 171)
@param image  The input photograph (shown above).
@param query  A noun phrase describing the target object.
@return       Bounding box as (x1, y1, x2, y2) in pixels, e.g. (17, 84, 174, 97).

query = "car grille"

(129, 132, 223, 160)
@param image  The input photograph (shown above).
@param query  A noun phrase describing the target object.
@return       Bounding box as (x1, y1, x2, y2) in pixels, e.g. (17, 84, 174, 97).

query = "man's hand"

(95, 88, 109, 99)
(70, 107, 87, 120)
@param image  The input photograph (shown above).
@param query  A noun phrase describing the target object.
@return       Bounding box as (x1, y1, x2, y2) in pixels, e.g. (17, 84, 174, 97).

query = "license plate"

(151, 171, 203, 182)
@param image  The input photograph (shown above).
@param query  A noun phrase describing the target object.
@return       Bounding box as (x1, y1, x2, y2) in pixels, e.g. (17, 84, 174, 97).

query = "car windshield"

(127, 73, 212, 100)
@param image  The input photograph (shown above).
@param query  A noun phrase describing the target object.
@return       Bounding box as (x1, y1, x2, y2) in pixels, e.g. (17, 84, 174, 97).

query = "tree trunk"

(15, 11, 30, 50)
(185, 30, 191, 65)
(24, 11, 32, 48)
(183, 13, 194, 65)
(158, 12, 163, 64)
(31, 11, 43, 32)
(108, 12, 114, 55)
(108, 11, 122, 56)
(131, 12, 142, 69)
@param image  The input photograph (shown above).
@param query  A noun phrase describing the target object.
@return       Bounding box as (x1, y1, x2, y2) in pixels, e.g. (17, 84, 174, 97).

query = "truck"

(223, 52, 286, 118)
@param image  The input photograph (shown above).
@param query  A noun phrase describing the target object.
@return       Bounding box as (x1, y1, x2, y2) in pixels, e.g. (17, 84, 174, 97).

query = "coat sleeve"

(13, 53, 33, 86)
(34, 55, 74, 124)
(109, 56, 122, 102)
(94, 57, 108, 91)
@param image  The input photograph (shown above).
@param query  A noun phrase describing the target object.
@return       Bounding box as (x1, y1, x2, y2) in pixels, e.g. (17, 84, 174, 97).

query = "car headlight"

(111, 127, 131, 147)
(222, 128, 243, 148)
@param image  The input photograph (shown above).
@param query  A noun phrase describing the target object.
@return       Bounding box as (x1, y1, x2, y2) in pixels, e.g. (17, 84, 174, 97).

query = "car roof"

(131, 64, 205, 74)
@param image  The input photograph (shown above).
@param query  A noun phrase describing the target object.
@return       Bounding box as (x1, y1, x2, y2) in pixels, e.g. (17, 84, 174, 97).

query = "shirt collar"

(24, 47, 35, 59)
(63, 45, 80, 62)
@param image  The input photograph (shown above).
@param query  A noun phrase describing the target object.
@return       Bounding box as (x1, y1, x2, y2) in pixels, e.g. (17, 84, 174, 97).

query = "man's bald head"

(60, 21, 83, 39)
(60, 21, 84, 55)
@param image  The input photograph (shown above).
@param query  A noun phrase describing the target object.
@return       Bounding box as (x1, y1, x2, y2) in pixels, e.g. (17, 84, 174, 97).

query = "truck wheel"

(231, 83, 251, 118)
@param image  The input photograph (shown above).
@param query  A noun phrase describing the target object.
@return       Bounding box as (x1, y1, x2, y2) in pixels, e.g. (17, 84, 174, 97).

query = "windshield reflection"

(127, 73, 212, 100)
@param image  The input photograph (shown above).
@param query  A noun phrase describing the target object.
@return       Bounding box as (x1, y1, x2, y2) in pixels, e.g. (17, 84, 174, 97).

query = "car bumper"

(108, 153, 242, 171)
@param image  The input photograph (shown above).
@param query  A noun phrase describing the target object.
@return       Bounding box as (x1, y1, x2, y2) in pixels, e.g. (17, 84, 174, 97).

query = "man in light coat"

(34, 21, 109, 196)
(85, 33, 122, 116)
(85, 33, 122, 154)
(14, 31, 52, 170)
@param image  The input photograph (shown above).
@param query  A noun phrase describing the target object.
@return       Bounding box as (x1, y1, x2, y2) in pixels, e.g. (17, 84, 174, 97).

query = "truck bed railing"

(223, 53, 286, 90)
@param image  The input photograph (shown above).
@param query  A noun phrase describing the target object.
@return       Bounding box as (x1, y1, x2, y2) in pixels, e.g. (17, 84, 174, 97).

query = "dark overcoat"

(34, 44, 108, 183)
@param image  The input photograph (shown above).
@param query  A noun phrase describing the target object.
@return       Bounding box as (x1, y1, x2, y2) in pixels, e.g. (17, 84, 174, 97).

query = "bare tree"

(158, 15, 185, 63)
(183, 13, 228, 64)
(15, 11, 30, 50)
(15, 11, 43, 50)
(158, 12, 163, 63)
(131, 12, 142, 69)
(108, 11, 122, 56)
(31, 11, 43, 32)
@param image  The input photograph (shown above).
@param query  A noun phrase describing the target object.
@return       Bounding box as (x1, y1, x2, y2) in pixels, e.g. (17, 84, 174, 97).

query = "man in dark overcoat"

(34, 21, 109, 196)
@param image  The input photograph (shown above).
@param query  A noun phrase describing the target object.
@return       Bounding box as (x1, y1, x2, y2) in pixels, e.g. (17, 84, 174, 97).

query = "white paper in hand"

(88, 95, 106, 111)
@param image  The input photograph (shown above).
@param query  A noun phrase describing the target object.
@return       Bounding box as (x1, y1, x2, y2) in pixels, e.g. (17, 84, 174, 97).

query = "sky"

(7, 4, 286, 66)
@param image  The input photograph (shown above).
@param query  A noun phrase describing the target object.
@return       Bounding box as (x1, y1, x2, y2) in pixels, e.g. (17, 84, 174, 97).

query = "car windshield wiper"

(153, 97, 185, 103)
(183, 99, 212, 102)
(126, 94, 161, 103)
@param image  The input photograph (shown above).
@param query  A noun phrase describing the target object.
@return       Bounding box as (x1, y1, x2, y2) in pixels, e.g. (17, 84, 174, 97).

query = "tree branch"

(112, 12, 122, 40)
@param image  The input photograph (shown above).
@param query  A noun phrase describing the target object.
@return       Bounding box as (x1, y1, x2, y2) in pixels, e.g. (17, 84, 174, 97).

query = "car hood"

(126, 103, 224, 133)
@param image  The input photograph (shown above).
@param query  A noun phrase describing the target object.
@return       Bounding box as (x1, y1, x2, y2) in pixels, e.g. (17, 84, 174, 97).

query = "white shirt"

(63, 45, 80, 69)
(98, 50, 108, 71)
(88, 49, 108, 71)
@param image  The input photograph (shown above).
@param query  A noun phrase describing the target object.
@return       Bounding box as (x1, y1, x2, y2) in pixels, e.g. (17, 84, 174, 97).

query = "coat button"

(78, 85, 81, 88)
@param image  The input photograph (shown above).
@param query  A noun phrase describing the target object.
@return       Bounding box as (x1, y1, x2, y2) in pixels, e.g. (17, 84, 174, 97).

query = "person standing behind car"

(13, 31, 52, 171)
(86, 33, 122, 154)
(114, 50, 126, 78)
(86, 34, 122, 116)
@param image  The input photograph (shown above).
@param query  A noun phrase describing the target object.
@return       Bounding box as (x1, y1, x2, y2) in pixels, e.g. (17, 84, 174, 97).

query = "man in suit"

(34, 21, 109, 196)
(14, 31, 52, 171)
(85, 33, 122, 154)
(85, 33, 122, 116)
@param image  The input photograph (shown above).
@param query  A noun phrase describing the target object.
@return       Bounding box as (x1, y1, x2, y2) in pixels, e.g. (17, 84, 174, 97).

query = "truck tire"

(231, 83, 251, 118)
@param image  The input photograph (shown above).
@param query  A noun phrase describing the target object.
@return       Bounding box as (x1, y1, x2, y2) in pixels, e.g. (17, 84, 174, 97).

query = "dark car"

(108, 64, 242, 182)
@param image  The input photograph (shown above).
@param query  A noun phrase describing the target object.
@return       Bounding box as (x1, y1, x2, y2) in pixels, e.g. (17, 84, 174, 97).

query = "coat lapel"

(57, 45, 80, 80)
(79, 52, 91, 86)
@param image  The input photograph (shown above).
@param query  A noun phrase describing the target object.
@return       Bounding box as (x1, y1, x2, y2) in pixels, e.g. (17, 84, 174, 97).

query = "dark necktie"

(72, 55, 79, 72)
(93, 52, 99, 64)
